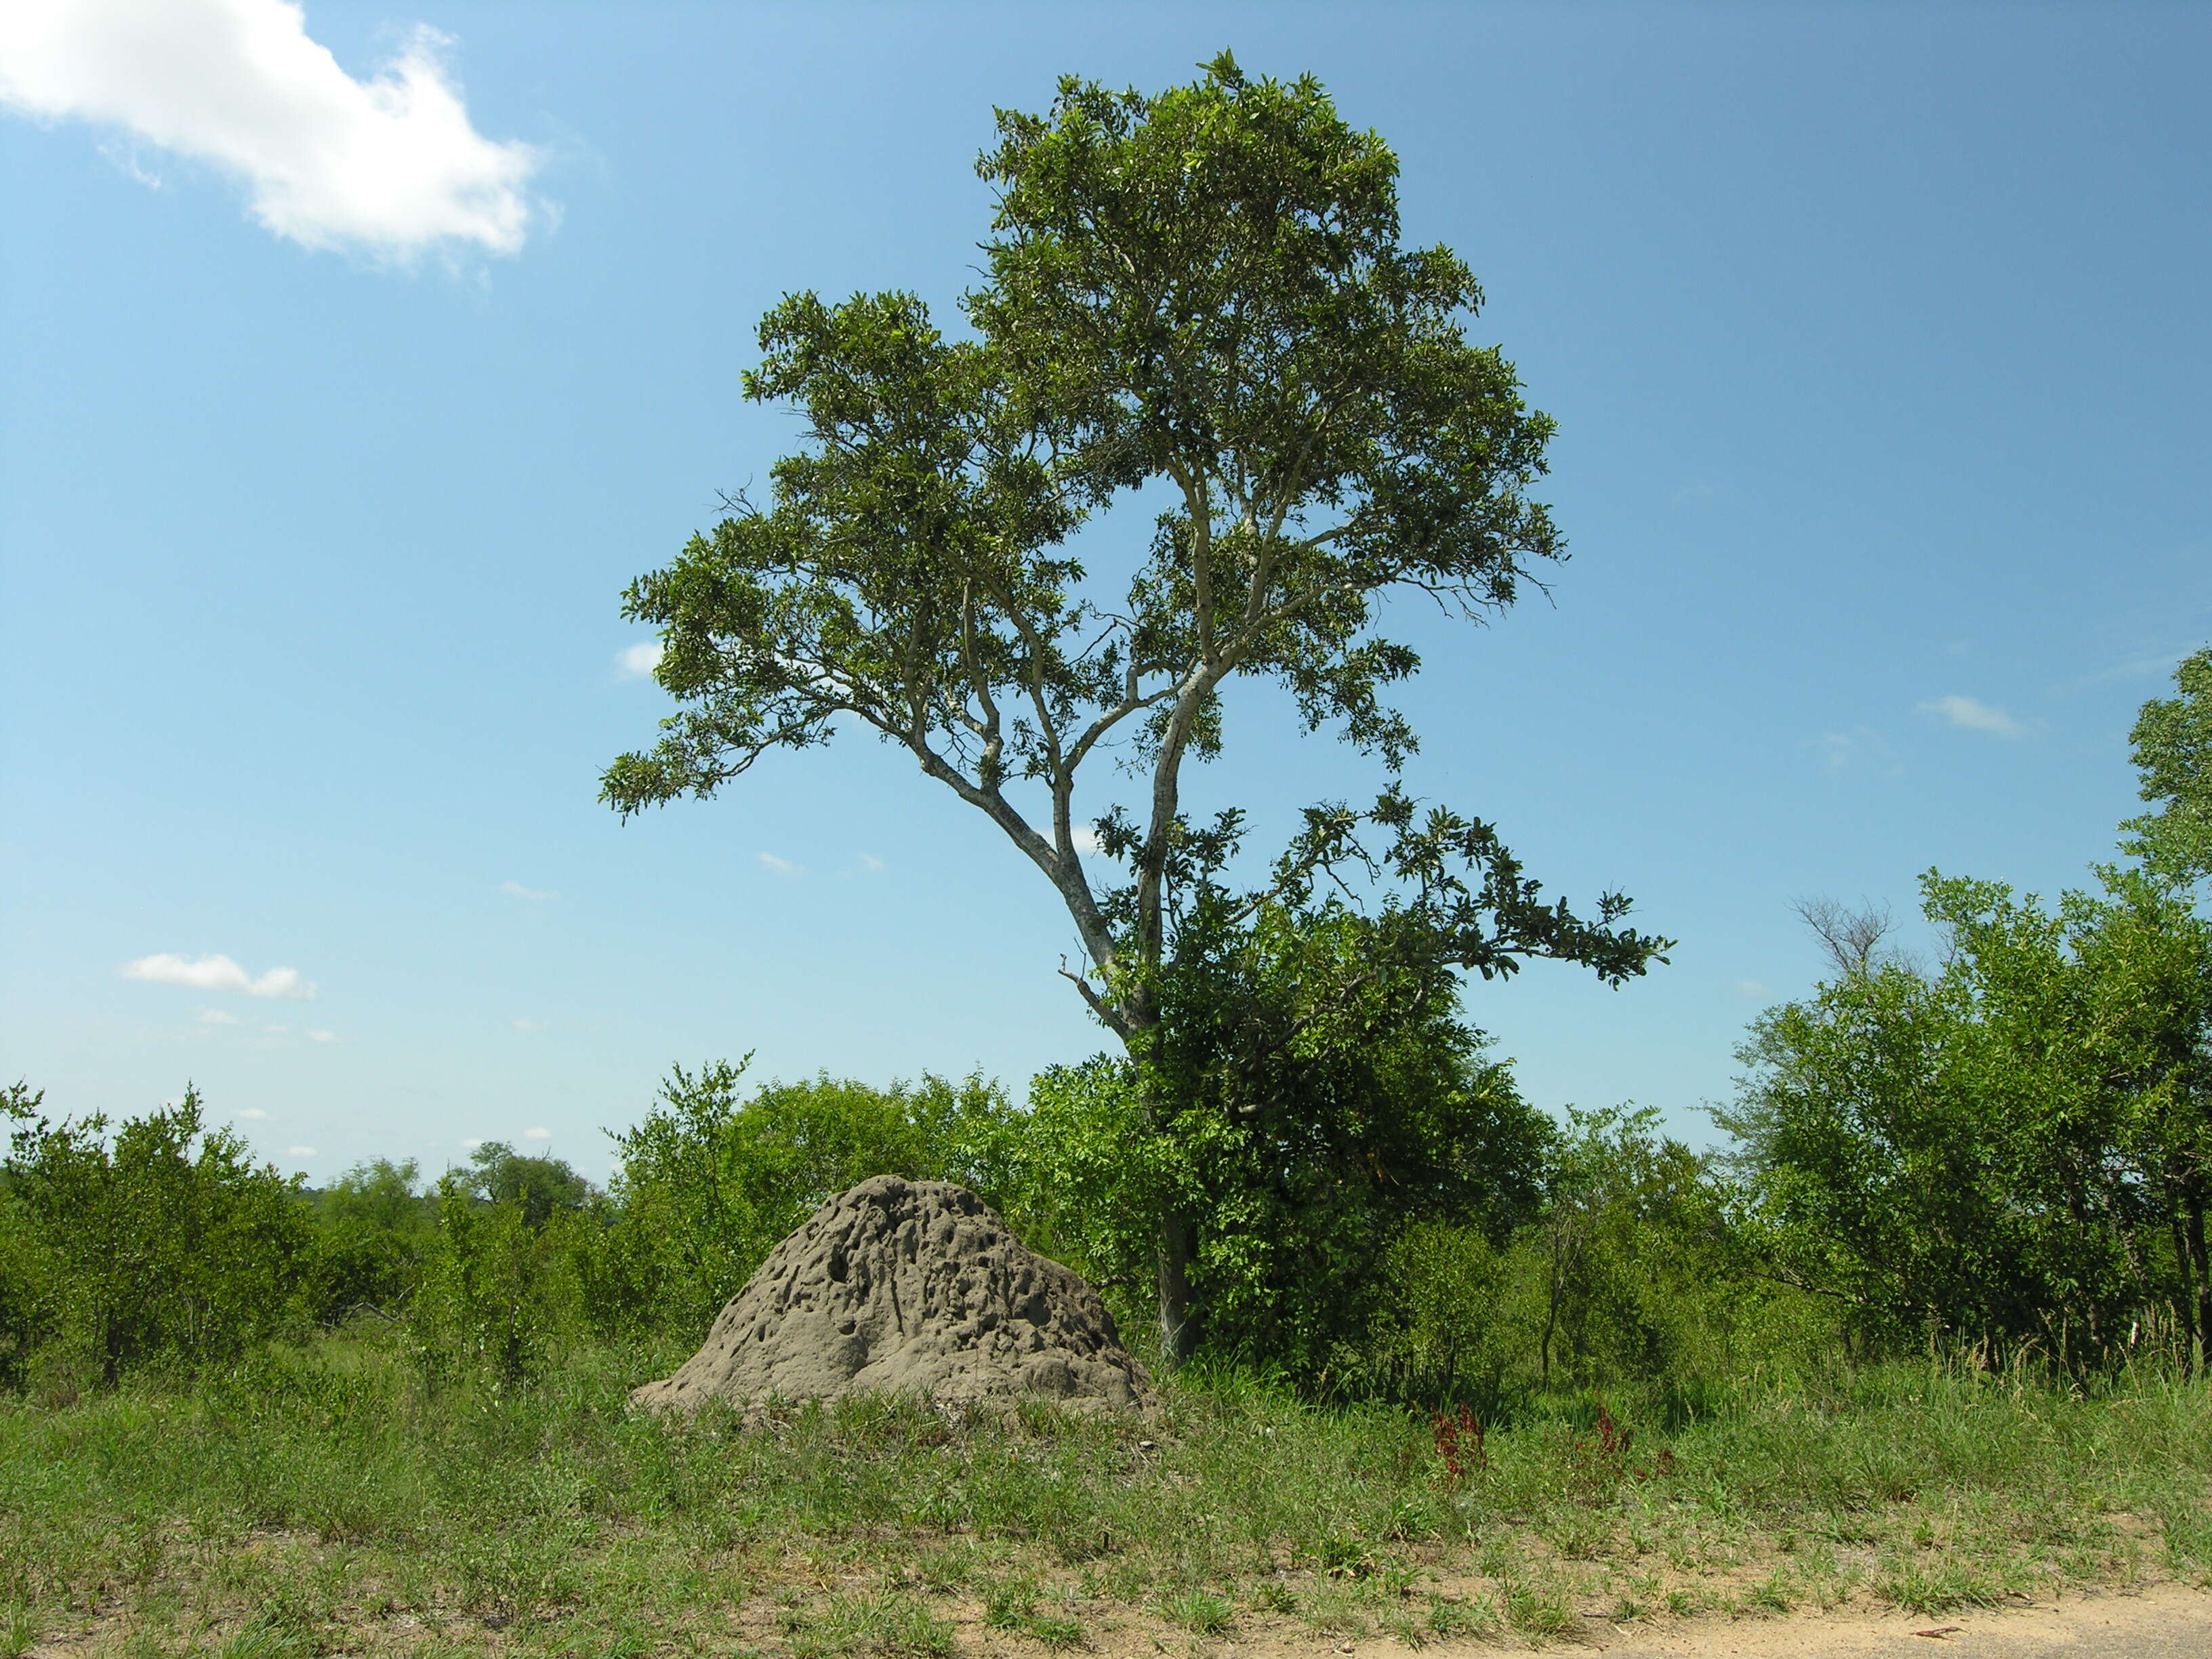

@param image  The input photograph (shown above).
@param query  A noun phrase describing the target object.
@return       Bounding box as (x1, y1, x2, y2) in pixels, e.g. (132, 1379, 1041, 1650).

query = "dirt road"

(1530, 1584, 2209, 1658)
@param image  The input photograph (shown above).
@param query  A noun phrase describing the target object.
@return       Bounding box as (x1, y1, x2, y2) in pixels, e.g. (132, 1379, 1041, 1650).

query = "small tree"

(605, 56, 1666, 1359)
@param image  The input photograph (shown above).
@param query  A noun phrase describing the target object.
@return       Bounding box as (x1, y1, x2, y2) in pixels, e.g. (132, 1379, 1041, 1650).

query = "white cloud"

(757, 851, 804, 877)
(499, 880, 556, 901)
(522, 1126, 550, 1141)
(461, 1137, 485, 1149)
(511, 1017, 546, 1033)
(122, 952, 317, 999)
(615, 639, 663, 679)
(233, 1107, 269, 1120)
(1919, 694, 2028, 738)
(287, 1145, 316, 1158)
(1732, 979, 1769, 1000)
(306, 1028, 337, 1043)
(0, 0, 543, 261)
(1070, 824, 1104, 856)
(197, 1008, 240, 1026)
(856, 852, 886, 873)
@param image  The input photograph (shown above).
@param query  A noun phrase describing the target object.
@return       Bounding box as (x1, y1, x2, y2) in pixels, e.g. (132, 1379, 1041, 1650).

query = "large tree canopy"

(604, 56, 1668, 1357)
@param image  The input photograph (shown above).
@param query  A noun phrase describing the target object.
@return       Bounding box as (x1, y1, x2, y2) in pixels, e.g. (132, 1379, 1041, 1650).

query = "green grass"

(1, 1337, 2207, 1656)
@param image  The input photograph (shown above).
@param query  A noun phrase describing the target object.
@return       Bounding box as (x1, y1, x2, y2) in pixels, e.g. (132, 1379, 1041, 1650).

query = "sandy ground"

(1322, 1583, 2212, 1658)
(20, 1579, 2209, 1658)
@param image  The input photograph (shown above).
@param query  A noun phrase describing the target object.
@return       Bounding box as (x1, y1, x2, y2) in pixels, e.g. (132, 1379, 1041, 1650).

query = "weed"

(1542, 1506, 1615, 1559)
(1425, 1593, 1488, 1637)
(1252, 1580, 1298, 1613)
(783, 1593, 954, 1659)
(1156, 1588, 1231, 1636)
(2158, 1494, 2212, 1576)
(1878, 1559, 2004, 1615)
(1744, 1572, 1793, 1614)
(1029, 1611, 1087, 1650)
(983, 1575, 1036, 1629)
(209, 1620, 310, 1659)
(1432, 1406, 1486, 1486)
(1503, 1576, 1580, 1638)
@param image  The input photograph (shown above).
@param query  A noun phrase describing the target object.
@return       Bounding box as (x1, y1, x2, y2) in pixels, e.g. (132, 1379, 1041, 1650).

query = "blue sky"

(3, 2, 2206, 1185)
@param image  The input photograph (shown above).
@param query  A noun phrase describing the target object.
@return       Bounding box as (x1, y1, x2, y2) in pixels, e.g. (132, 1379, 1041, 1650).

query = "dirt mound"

(630, 1175, 1151, 1414)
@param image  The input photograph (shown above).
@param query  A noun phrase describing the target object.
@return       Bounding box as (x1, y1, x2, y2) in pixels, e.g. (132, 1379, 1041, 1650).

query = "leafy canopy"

(602, 54, 1662, 1039)
(2125, 645, 2212, 886)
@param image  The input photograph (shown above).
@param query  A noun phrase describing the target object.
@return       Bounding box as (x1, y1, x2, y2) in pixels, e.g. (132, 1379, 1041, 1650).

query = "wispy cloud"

(511, 1017, 546, 1033)
(287, 1145, 316, 1158)
(233, 1107, 269, 1120)
(123, 951, 316, 1000)
(2074, 647, 2196, 688)
(1070, 824, 1105, 856)
(615, 639, 663, 679)
(1919, 694, 2028, 738)
(757, 851, 804, 877)
(522, 1126, 550, 1141)
(856, 852, 885, 873)
(1816, 728, 1870, 771)
(0, 0, 544, 261)
(499, 880, 556, 902)
(1732, 979, 1769, 1000)
(197, 1007, 240, 1026)
(306, 1028, 337, 1044)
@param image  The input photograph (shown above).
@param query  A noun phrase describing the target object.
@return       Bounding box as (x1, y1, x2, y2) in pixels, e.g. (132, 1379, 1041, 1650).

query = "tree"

(1000, 895, 1557, 1376)
(305, 1158, 432, 1324)
(461, 1142, 594, 1230)
(604, 56, 1666, 1359)
(2125, 646, 2212, 888)
(1723, 866, 2212, 1364)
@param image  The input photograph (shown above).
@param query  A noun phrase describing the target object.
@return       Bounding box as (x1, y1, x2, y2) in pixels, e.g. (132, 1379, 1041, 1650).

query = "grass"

(1, 1337, 2209, 1656)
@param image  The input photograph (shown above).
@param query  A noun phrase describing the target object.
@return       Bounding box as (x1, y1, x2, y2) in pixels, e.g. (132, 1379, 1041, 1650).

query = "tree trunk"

(1155, 1214, 1200, 1366)
(2185, 1182, 2212, 1375)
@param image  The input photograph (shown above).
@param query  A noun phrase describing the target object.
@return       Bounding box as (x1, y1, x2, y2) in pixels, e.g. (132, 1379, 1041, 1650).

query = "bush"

(2, 1083, 312, 1385)
(404, 1147, 598, 1389)
(592, 1060, 1018, 1342)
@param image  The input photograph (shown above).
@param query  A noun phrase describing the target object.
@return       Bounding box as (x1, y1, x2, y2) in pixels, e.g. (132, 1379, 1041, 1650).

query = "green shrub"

(596, 1059, 1017, 1341)
(2, 1083, 312, 1386)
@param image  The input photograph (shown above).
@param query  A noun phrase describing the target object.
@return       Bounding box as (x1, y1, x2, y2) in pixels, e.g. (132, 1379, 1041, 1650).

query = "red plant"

(1432, 1404, 1487, 1486)
(1593, 1400, 1631, 1462)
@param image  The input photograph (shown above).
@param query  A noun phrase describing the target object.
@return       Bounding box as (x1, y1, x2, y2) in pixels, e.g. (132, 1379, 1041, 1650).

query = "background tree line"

(2, 644, 2205, 1407)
